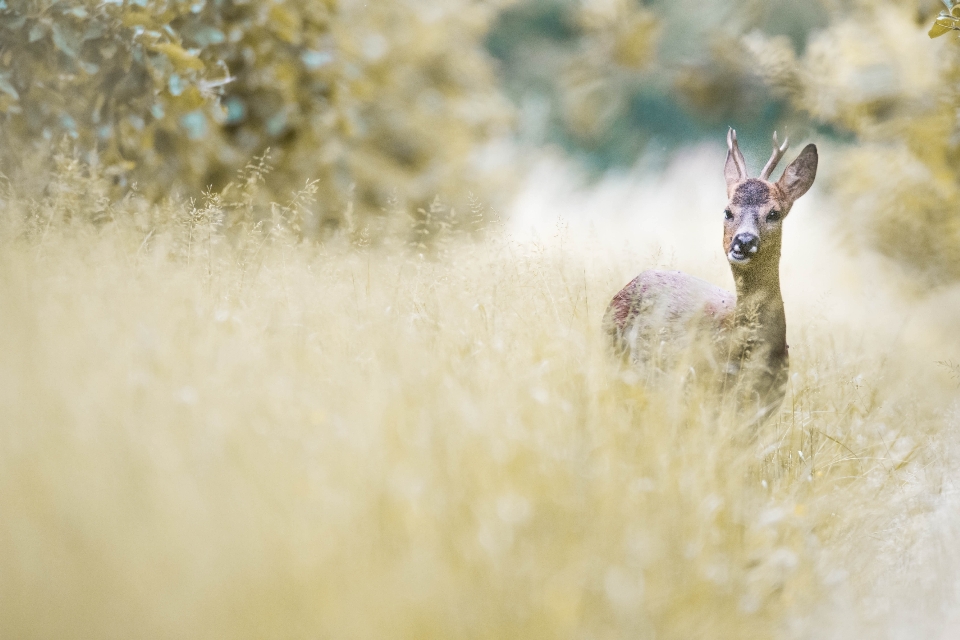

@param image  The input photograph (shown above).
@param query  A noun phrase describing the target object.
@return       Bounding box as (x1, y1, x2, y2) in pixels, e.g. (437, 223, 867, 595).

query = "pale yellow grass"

(0, 149, 957, 639)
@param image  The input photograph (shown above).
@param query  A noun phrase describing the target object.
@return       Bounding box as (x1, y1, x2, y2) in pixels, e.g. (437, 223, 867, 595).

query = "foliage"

(488, 0, 660, 165)
(0, 0, 515, 229)
(928, 0, 960, 37)
(487, 0, 826, 169)
(553, 0, 660, 141)
(0, 0, 218, 186)
(746, 1, 960, 283)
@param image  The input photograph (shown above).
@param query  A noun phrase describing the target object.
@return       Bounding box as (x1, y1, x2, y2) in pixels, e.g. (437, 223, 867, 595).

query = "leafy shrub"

(488, 0, 826, 169)
(0, 0, 515, 230)
(488, 0, 660, 165)
(746, 1, 960, 283)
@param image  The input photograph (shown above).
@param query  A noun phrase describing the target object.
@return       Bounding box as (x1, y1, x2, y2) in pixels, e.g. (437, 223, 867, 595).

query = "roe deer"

(603, 129, 818, 424)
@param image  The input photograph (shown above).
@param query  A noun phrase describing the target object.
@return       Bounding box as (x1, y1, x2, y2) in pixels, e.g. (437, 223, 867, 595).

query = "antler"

(759, 131, 790, 181)
(726, 127, 748, 179)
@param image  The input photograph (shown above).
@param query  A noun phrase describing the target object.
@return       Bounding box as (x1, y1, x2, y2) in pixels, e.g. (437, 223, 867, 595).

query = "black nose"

(732, 233, 759, 254)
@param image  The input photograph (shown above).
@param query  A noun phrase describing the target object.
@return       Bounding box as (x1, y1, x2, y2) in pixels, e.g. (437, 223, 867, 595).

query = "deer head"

(722, 129, 818, 273)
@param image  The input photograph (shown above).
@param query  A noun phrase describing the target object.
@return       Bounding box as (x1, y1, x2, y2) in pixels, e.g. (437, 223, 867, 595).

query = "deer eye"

(724, 209, 733, 220)
(766, 210, 781, 222)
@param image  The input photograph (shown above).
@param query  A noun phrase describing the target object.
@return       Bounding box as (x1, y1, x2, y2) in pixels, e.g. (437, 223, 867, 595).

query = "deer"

(603, 129, 818, 425)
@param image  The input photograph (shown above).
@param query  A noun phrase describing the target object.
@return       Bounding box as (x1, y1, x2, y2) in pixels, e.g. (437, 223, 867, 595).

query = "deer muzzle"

(728, 233, 759, 265)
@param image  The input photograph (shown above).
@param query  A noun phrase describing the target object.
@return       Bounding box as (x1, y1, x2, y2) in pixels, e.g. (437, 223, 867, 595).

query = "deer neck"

(730, 256, 787, 359)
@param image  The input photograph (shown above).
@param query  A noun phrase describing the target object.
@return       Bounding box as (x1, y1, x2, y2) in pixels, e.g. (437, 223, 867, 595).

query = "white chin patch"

(728, 252, 751, 265)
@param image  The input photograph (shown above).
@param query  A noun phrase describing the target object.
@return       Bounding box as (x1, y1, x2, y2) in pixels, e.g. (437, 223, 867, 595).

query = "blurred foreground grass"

(0, 162, 957, 639)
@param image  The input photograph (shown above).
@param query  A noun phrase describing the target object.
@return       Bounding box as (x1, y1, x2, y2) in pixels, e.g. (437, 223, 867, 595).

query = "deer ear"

(777, 144, 818, 202)
(724, 128, 747, 197)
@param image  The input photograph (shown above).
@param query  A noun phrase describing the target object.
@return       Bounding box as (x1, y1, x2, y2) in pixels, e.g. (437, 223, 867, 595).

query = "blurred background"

(1, 0, 959, 280)
(4, 2, 960, 638)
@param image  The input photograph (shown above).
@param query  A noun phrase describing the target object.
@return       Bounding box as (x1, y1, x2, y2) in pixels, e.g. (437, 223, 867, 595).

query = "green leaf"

(83, 22, 106, 42)
(150, 42, 205, 71)
(180, 110, 207, 139)
(169, 73, 184, 96)
(0, 73, 19, 100)
(185, 25, 225, 47)
(224, 97, 246, 124)
(929, 17, 958, 38)
(51, 23, 80, 57)
(28, 23, 45, 42)
(930, 22, 951, 38)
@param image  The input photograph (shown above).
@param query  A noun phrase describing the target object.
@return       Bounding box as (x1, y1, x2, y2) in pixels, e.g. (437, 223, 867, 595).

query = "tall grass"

(0, 150, 957, 639)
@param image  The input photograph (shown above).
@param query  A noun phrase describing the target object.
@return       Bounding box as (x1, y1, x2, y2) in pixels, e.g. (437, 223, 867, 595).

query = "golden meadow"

(2, 1, 960, 638)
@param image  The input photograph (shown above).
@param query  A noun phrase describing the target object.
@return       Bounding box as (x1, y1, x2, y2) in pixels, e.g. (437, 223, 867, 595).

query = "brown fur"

(604, 131, 818, 424)
(731, 179, 770, 206)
